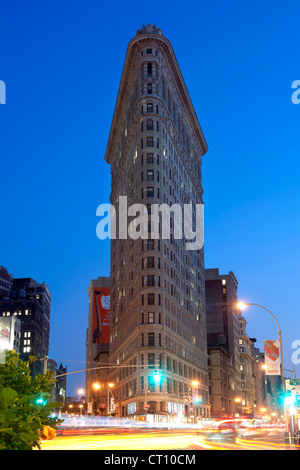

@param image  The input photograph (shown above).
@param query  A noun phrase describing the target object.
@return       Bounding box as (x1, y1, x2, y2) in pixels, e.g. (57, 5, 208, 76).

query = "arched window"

(147, 119, 153, 130)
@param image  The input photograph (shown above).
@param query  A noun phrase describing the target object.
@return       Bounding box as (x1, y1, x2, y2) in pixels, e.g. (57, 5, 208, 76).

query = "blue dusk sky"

(0, 0, 300, 395)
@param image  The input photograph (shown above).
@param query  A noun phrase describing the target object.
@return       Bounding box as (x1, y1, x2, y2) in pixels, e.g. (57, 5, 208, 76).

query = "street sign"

(286, 379, 300, 395)
(289, 379, 300, 386)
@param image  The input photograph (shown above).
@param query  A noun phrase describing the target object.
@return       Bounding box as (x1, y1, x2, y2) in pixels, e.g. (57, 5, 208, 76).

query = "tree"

(0, 350, 63, 450)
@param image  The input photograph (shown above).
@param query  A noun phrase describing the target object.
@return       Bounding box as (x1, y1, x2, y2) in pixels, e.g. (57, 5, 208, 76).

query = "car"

(201, 420, 241, 443)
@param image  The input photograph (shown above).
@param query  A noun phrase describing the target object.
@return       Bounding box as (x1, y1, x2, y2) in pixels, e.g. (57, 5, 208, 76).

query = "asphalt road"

(39, 428, 300, 451)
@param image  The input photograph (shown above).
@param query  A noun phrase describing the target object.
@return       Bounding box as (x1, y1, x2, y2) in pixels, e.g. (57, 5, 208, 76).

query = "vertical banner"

(264, 340, 280, 375)
(0, 317, 14, 364)
(92, 287, 110, 345)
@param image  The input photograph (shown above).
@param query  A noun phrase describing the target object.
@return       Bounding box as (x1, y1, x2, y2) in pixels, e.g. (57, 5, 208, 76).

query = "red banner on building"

(264, 340, 280, 375)
(92, 287, 110, 346)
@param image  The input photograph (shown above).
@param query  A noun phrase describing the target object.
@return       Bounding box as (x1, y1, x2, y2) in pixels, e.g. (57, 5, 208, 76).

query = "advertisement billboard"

(0, 317, 16, 364)
(264, 340, 280, 375)
(92, 287, 110, 346)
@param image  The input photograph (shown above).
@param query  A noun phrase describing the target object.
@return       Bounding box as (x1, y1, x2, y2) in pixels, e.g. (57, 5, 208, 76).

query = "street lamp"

(191, 380, 200, 388)
(91, 382, 101, 415)
(107, 382, 115, 415)
(190, 380, 201, 423)
(237, 301, 288, 439)
(93, 381, 115, 415)
(237, 302, 285, 393)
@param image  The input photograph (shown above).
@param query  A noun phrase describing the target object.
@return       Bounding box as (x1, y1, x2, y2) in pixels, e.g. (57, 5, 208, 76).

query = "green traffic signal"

(153, 370, 162, 383)
(284, 391, 297, 406)
(193, 396, 201, 404)
(35, 396, 47, 406)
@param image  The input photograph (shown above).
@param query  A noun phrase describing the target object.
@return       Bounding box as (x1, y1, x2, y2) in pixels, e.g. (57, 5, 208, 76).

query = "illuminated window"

(148, 312, 154, 323)
(147, 170, 154, 180)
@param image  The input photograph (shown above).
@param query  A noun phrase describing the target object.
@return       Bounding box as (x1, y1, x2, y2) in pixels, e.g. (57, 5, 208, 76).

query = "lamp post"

(92, 382, 101, 415)
(77, 388, 85, 415)
(93, 381, 115, 415)
(237, 302, 288, 440)
(107, 382, 115, 416)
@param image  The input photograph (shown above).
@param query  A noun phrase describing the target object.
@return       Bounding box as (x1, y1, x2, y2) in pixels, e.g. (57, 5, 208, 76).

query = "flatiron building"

(104, 24, 209, 421)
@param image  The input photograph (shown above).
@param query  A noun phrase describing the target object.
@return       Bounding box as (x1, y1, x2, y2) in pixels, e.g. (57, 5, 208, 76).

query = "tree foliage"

(0, 351, 63, 450)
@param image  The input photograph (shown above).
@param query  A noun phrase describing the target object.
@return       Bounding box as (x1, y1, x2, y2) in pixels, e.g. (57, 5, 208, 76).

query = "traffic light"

(35, 395, 47, 406)
(284, 391, 296, 406)
(193, 396, 202, 404)
(153, 370, 162, 384)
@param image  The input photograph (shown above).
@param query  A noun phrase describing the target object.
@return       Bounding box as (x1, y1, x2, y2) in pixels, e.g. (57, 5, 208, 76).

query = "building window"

(147, 63, 152, 77)
(147, 187, 154, 198)
(147, 136, 154, 147)
(147, 153, 154, 163)
(147, 84, 152, 94)
(148, 333, 155, 347)
(148, 312, 154, 323)
(147, 257, 154, 268)
(147, 170, 154, 180)
(147, 239, 154, 250)
(147, 103, 153, 113)
(147, 119, 153, 130)
(148, 353, 155, 367)
(148, 293, 155, 305)
(147, 275, 154, 286)
(128, 402, 136, 415)
(146, 48, 152, 55)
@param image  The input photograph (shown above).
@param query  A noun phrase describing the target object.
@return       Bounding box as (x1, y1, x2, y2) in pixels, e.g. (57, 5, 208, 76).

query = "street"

(39, 428, 300, 451)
